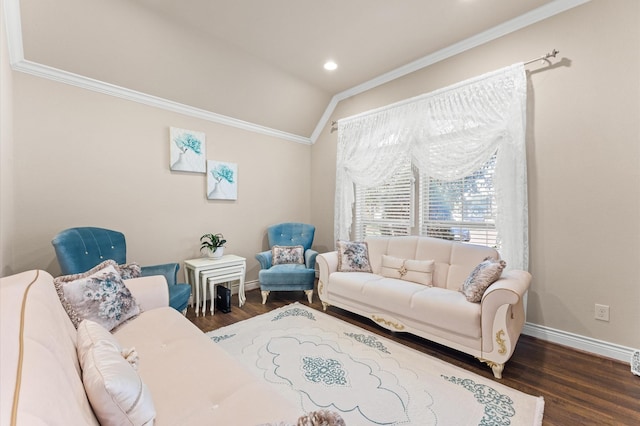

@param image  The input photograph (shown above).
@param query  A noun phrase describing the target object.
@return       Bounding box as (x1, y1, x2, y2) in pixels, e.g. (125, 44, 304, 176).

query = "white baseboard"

(522, 322, 636, 364)
(229, 279, 260, 294)
(243, 280, 260, 292)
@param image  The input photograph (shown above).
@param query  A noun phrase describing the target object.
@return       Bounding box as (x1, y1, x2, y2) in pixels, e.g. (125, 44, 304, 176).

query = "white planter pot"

(206, 247, 224, 259)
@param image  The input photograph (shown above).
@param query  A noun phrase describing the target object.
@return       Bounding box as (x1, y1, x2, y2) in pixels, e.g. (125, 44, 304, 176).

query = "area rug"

(207, 303, 544, 425)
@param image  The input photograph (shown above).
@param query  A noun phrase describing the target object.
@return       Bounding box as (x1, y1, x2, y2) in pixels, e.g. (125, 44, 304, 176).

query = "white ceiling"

(129, 0, 555, 94)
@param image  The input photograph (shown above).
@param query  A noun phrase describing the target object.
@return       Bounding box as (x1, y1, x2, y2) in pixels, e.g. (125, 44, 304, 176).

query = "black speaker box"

(215, 285, 231, 313)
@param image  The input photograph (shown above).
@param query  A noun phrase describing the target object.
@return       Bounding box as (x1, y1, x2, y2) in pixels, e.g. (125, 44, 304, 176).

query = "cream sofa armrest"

(124, 275, 170, 311)
(317, 252, 339, 281)
(483, 269, 531, 301)
(316, 252, 339, 301)
(480, 270, 532, 357)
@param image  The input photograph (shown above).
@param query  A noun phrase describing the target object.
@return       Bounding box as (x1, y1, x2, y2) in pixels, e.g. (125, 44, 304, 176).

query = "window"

(353, 155, 498, 249)
(419, 154, 498, 248)
(353, 162, 414, 241)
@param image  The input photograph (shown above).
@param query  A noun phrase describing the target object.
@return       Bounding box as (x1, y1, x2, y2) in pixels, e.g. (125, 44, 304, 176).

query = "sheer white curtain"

(336, 64, 529, 270)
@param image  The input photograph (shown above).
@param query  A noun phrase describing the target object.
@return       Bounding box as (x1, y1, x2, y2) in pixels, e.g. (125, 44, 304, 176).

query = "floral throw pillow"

(337, 240, 372, 273)
(459, 257, 506, 303)
(117, 262, 142, 280)
(54, 260, 140, 331)
(272, 245, 305, 265)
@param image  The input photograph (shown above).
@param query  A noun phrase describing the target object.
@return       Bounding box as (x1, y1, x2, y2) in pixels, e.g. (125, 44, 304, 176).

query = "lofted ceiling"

(127, 0, 555, 94)
(11, 0, 583, 141)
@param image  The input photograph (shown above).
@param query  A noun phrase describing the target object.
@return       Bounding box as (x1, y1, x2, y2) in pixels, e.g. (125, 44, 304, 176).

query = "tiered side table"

(183, 255, 246, 316)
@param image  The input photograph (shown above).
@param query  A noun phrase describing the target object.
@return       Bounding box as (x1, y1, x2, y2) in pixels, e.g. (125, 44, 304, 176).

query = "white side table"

(183, 255, 246, 316)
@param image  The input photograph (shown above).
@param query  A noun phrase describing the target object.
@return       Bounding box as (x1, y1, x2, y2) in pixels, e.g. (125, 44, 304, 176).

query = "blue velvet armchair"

(52, 227, 192, 312)
(255, 223, 318, 304)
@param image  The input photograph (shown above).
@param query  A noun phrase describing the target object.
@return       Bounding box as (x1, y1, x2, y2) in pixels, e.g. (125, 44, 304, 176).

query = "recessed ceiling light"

(324, 61, 338, 71)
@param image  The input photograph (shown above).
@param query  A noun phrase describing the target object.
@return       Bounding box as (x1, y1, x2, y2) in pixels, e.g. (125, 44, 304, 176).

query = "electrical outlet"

(595, 304, 610, 322)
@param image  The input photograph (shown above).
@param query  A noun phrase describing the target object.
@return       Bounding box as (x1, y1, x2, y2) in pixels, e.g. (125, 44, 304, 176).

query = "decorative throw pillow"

(337, 240, 372, 273)
(54, 260, 140, 331)
(298, 410, 346, 426)
(271, 245, 305, 265)
(460, 257, 506, 302)
(77, 319, 139, 370)
(380, 255, 435, 286)
(81, 339, 155, 426)
(117, 262, 142, 280)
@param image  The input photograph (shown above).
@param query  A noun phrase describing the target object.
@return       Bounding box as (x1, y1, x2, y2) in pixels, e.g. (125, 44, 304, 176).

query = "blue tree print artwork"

(170, 127, 206, 173)
(207, 160, 238, 200)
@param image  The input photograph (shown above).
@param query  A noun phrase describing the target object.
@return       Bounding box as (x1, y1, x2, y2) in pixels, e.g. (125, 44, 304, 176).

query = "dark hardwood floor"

(186, 288, 640, 425)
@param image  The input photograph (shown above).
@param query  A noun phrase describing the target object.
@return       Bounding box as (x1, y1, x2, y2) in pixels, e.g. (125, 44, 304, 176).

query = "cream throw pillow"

(77, 320, 139, 370)
(80, 338, 155, 425)
(380, 255, 435, 286)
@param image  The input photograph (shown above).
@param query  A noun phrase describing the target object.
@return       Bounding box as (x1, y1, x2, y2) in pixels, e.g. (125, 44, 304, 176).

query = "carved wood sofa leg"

(478, 359, 505, 379)
(321, 302, 329, 311)
(491, 363, 504, 379)
(261, 291, 269, 304)
(304, 290, 313, 303)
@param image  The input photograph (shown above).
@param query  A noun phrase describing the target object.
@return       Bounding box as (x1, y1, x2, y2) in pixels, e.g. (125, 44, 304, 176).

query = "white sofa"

(0, 270, 300, 425)
(317, 236, 532, 378)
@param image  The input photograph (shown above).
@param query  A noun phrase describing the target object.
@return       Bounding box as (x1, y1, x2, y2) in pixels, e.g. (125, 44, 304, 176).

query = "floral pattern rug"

(207, 303, 544, 425)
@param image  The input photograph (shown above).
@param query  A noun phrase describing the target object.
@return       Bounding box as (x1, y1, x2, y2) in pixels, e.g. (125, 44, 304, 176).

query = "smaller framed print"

(207, 160, 238, 200)
(170, 127, 206, 173)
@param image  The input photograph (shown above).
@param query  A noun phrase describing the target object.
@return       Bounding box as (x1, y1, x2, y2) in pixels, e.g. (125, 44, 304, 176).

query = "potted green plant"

(200, 233, 227, 258)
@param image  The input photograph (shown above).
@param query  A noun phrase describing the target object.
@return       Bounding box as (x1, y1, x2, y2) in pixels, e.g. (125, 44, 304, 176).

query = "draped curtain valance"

(336, 63, 529, 270)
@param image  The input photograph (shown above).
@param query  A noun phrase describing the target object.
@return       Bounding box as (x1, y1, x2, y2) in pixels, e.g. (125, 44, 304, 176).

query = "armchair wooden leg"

(261, 291, 270, 304)
(304, 290, 313, 303)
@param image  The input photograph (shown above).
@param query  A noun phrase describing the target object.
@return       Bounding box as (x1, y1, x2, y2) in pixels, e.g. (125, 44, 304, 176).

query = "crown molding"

(2, 0, 311, 145)
(5, 0, 589, 145)
(3, 0, 24, 66)
(11, 59, 312, 145)
(309, 95, 340, 142)
(310, 0, 591, 143)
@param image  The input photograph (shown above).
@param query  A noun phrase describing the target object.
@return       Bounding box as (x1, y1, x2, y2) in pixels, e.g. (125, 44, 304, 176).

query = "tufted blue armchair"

(52, 227, 192, 313)
(255, 223, 318, 304)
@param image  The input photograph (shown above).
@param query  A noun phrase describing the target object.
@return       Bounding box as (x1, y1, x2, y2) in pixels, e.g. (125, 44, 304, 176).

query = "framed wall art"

(207, 160, 238, 200)
(169, 127, 206, 173)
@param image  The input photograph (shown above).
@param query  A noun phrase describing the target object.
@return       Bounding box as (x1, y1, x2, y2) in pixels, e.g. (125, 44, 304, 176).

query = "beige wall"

(312, 0, 640, 348)
(2, 0, 638, 351)
(9, 72, 311, 282)
(19, 0, 330, 136)
(1, 0, 16, 277)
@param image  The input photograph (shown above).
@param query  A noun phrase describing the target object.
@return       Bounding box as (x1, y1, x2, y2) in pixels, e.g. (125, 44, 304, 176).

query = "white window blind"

(419, 154, 499, 248)
(353, 162, 414, 241)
